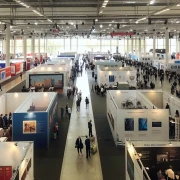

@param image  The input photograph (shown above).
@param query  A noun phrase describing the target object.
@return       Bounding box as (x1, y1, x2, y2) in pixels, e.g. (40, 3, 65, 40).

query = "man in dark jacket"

(85, 135, 91, 158)
(88, 120, 92, 137)
(76, 99, 80, 112)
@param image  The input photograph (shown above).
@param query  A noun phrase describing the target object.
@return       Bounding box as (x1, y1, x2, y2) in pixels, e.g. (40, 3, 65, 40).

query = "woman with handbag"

(75, 136, 83, 155)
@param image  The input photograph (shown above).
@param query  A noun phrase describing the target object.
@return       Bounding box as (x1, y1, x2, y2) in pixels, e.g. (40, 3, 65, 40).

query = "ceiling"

(0, 0, 180, 39)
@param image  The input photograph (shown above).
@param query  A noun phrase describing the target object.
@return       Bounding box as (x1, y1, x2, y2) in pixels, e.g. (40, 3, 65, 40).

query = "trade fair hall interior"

(1, 0, 180, 180)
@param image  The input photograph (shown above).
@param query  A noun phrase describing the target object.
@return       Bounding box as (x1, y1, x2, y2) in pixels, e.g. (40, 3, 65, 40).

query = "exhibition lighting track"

(13, 0, 53, 23)
(154, 8, 170, 15)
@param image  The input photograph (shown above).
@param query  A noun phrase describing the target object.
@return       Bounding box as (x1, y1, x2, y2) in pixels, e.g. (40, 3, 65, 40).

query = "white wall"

(97, 67, 136, 87)
(117, 109, 169, 143)
(19, 142, 34, 180)
(142, 91, 163, 108)
(0, 94, 6, 115)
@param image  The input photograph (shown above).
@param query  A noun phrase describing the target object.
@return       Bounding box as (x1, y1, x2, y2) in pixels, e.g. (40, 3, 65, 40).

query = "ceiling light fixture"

(150, 0, 155, 5)
(136, 17, 147, 23)
(35, 22, 38, 25)
(47, 19, 52, 23)
(154, 8, 169, 15)
(100, 25, 103, 28)
(100, 11, 103, 14)
(13, 0, 29, 8)
(177, 4, 180, 6)
(95, 18, 98, 22)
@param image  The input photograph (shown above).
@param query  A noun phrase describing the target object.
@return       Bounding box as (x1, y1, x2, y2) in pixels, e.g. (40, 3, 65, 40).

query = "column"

(3, 38, 6, 54)
(77, 37, 78, 52)
(31, 36, 35, 62)
(38, 36, 40, 63)
(5, 24, 10, 67)
(127, 39, 129, 54)
(144, 38, 146, 56)
(23, 36, 27, 63)
(135, 36, 138, 55)
(45, 38, 47, 53)
(13, 37, 16, 58)
(153, 33, 156, 59)
(176, 34, 179, 53)
(165, 29, 170, 63)
(139, 38, 141, 58)
(44, 37, 46, 52)
(131, 38, 133, 54)
(110, 39, 112, 53)
(63, 38, 65, 51)
(70, 37, 72, 51)
(100, 38, 102, 52)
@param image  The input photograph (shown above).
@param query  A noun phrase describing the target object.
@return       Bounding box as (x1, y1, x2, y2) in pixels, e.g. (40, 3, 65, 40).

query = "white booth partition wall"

(126, 140, 180, 180)
(97, 66, 136, 87)
(0, 93, 31, 115)
(0, 141, 34, 180)
(13, 92, 58, 148)
(139, 56, 153, 64)
(93, 60, 122, 70)
(125, 140, 150, 180)
(107, 90, 169, 145)
(26, 64, 70, 88)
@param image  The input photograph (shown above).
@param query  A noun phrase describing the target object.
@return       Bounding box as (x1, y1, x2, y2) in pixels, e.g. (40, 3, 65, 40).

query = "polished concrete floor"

(60, 70, 103, 180)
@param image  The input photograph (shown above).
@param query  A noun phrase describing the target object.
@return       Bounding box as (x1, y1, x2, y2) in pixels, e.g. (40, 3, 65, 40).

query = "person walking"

(65, 103, 69, 116)
(3, 114, 8, 128)
(85, 135, 91, 159)
(76, 99, 80, 112)
(20, 72, 22, 80)
(72, 86, 75, 96)
(0, 84, 2, 91)
(101, 86, 104, 97)
(75, 136, 83, 155)
(88, 120, 92, 137)
(85, 97, 89, 109)
(68, 107, 71, 120)
(91, 85, 94, 93)
(61, 105, 64, 118)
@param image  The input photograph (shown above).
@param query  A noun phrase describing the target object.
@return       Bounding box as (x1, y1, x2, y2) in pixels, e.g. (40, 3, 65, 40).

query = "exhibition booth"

(57, 52, 78, 60)
(46, 57, 72, 71)
(0, 66, 11, 83)
(88, 52, 110, 61)
(125, 140, 180, 180)
(12, 92, 58, 148)
(26, 64, 70, 89)
(139, 56, 153, 64)
(93, 60, 122, 70)
(0, 141, 34, 180)
(106, 90, 170, 145)
(97, 65, 136, 87)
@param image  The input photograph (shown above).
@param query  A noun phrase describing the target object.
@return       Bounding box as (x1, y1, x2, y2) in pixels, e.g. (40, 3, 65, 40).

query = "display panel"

(152, 122, 162, 127)
(109, 75, 114, 82)
(29, 74, 64, 88)
(138, 118, 148, 131)
(125, 118, 134, 131)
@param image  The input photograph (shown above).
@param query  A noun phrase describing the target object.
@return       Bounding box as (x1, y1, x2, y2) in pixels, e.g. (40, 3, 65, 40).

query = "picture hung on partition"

(157, 153, 168, 163)
(138, 118, 148, 131)
(109, 75, 114, 82)
(108, 112, 114, 130)
(1, 71, 6, 80)
(124, 118, 134, 131)
(29, 74, 63, 88)
(152, 122, 162, 127)
(23, 120, 36, 134)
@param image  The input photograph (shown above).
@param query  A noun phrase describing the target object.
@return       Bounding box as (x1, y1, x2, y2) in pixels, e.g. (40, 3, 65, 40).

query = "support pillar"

(176, 34, 179, 53)
(38, 36, 40, 63)
(23, 36, 27, 63)
(139, 38, 141, 58)
(5, 25, 10, 67)
(165, 29, 170, 63)
(31, 36, 35, 62)
(131, 38, 133, 54)
(127, 39, 129, 54)
(3, 38, 6, 55)
(13, 37, 16, 58)
(144, 38, 146, 56)
(153, 33, 156, 59)
(135, 37, 138, 55)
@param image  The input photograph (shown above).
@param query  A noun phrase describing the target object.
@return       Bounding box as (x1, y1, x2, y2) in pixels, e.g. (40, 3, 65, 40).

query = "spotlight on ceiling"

(95, 18, 98, 22)
(164, 19, 168, 24)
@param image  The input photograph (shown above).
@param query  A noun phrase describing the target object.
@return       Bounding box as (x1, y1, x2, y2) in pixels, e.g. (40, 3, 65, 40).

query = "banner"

(0, 166, 12, 180)
(0, 67, 11, 83)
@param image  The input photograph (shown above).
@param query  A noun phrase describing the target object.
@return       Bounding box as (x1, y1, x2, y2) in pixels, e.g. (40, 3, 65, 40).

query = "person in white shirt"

(101, 87, 104, 97)
(68, 107, 71, 120)
(166, 166, 175, 180)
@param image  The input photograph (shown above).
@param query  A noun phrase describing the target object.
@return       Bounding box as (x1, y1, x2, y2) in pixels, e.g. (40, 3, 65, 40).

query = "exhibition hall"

(0, 0, 180, 180)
